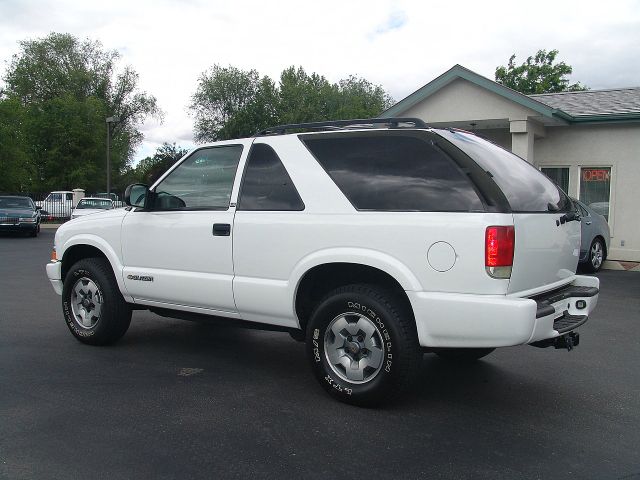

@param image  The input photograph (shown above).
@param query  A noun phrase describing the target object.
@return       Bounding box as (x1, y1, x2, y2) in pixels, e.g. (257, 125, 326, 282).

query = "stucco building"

(383, 65, 640, 264)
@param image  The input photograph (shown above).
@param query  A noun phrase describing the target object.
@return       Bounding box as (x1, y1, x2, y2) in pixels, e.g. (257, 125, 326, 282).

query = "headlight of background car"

(19, 217, 36, 223)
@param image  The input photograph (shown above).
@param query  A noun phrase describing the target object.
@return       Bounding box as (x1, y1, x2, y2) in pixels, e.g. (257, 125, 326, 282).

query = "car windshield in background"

(0, 197, 32, 209)
(436, 129, 571, 213)
(77, 199, 113, 209)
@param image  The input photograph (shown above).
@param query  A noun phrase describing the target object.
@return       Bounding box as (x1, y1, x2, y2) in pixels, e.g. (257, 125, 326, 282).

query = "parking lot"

(1, 228, 639, 479)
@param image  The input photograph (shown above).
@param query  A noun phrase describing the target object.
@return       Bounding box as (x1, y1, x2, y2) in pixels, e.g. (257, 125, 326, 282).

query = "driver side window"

(154, 145, 243, 210)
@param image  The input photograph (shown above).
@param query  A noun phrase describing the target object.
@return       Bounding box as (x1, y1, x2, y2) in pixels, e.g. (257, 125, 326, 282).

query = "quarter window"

(301, 131, 484, 212)
(238, 143, 304, 211)
(154, 145, 243, 210)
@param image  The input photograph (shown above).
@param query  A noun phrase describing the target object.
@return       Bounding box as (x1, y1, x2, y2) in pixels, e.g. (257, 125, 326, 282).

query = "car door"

(577, 202, 595, 260)
(121, 141, 250, 314)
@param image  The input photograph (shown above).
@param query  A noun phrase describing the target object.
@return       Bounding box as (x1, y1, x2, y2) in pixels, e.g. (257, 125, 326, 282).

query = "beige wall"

(403, 78, 539, 123)
(535, 124, 640, 262)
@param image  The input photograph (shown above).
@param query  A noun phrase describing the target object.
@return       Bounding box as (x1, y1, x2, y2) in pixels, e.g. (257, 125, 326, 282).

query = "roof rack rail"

(254, 117, 429, 136)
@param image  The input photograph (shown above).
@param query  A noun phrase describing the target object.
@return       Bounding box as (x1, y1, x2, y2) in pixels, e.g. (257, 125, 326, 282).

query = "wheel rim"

(324, 312, 385, 384)
(70, 277, 103, 329)
(591, 241, 603, 269)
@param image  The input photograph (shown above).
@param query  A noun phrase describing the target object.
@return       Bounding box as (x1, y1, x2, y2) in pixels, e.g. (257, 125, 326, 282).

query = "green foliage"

(495, 49, 588, 94)
(190, 65, 394, 142)
(0, 97, 31, 192)
(1, 32, 160, 193)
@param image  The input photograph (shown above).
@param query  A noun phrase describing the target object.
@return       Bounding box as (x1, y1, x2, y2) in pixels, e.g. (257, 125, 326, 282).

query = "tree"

(190, 65, 394, 142)
(495, 49, 588, 94)
(190, 65, 278, 142)
(121, 142, 189, 188)
(0, 97, 31, 192)
(1, 32, 161, 192)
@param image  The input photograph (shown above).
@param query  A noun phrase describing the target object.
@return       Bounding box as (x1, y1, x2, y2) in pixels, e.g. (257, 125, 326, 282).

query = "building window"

(541, 167, 569, 193)
(580, 167, 611, 221)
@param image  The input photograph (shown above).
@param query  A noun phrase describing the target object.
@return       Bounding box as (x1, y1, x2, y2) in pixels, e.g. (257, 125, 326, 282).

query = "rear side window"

(238, 143, 304, 211)
(301, 131, 484, 212)
(437, 130, 571, 213)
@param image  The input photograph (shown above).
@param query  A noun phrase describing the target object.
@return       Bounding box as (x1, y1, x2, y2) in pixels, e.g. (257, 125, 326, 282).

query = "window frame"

(578, 165, 613, 223)
(237, 142, 305, 212)
(540, 166, 570, 194)
(150, 144, 244, 212)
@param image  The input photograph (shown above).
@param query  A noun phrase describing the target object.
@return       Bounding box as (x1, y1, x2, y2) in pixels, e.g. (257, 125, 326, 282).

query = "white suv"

(46, 118, 599, 406)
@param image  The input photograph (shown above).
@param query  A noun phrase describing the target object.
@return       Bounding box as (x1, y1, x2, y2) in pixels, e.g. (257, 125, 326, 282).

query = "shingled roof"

(530, 88, 640, 117)
(382, 65, 640, 123)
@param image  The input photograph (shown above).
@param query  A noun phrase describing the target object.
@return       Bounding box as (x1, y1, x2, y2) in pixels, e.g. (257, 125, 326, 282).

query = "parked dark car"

(573, 198, 610, 272)
(0, 196, 41, 237)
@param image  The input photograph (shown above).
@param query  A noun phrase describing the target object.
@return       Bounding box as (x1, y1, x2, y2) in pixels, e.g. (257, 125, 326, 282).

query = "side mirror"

(124, 183, 150, 208)
(35, 206, 42, 211)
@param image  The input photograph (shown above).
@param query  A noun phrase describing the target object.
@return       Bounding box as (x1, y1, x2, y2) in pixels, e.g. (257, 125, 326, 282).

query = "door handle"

(585, 221, 592, 225)
(212, 223, 231, 236)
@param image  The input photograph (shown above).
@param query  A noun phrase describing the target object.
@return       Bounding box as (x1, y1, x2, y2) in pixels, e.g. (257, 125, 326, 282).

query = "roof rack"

(254, 117, 429, 136)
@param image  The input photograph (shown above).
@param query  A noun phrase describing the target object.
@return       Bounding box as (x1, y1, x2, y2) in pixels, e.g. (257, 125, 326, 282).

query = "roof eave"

(380, 64, 559, 119)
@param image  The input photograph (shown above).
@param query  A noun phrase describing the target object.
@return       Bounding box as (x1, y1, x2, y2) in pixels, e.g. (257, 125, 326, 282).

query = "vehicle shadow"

(117, 311, 569, 413)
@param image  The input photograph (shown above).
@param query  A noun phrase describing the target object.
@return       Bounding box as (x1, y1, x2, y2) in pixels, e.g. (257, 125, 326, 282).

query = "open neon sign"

(582, 169, 610, 182)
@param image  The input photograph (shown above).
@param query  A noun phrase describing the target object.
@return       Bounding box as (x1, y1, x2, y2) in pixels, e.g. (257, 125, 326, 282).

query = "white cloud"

(1, 0, 639, 163)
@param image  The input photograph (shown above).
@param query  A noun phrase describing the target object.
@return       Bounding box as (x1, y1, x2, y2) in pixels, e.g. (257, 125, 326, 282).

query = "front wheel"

(62, 258, 131, 345)
(306, 284, 420, 406)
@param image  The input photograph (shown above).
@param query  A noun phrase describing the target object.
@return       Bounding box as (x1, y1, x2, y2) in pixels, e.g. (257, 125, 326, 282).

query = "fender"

(61, 234, 133, 302)
(289, 247, 423, 324)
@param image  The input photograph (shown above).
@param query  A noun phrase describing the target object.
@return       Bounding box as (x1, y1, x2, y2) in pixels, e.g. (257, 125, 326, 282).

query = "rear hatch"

(435, 129, 580, 294)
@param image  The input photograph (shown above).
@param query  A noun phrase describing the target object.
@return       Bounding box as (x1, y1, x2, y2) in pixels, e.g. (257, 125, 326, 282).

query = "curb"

(41, 224, 63, 229)
(603, 260, 640, 272)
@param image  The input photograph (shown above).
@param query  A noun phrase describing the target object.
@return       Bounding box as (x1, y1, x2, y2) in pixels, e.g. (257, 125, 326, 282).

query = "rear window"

(301, 131, 484, 212)
(436, 129, 571, 213)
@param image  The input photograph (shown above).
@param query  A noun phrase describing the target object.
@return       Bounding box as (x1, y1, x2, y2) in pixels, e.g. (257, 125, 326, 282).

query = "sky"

(1, 0, 639, 163)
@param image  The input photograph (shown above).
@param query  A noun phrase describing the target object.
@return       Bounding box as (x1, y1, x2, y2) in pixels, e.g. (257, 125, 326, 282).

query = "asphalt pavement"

(1, 229, 639, 479)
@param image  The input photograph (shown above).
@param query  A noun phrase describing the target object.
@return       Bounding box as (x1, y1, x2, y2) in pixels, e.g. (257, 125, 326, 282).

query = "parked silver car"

(573, 198, 610, 272)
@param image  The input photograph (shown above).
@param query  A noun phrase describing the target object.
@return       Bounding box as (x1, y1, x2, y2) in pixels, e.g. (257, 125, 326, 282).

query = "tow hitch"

(531, 332, 580, 351)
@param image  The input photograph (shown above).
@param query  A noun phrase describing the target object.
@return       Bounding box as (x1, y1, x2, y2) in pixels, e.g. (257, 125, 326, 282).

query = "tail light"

(485, 226, 514, 279)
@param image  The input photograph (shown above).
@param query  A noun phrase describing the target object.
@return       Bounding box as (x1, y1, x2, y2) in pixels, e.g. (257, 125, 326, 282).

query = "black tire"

(434, 348, 495, 363)
(62, 258, 131, 345)
(583, 238, 605, 273)
(29, 225, 39, 237)
(306, 284, 420, 407)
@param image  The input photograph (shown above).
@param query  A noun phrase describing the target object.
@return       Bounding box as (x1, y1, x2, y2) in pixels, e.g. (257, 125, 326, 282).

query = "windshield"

(77, 199, 113, 209)
(436, 129, 571, 213)
(0, 197, 33, 209)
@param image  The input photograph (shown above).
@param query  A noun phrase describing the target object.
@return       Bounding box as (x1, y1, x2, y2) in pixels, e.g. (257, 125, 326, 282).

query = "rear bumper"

(408, 275, 599, 348)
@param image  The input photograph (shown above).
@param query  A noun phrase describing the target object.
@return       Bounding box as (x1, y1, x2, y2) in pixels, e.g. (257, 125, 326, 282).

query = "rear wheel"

(434, 348, 495, 363)
(62, 258, 131, 345)
(584, 238, 605, 273)
(306, 284, 420, 406)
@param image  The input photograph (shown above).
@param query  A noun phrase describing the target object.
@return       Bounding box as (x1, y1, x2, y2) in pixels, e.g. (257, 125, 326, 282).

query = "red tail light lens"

(485, 226, 515, 278)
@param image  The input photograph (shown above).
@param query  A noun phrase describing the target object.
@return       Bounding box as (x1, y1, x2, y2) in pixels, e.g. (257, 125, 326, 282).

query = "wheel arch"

(60, 235, 131, 301)
(293, 260, 417, 334)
